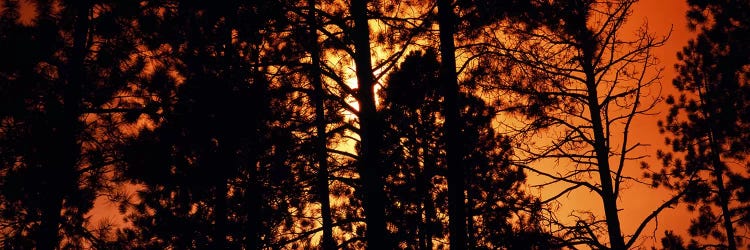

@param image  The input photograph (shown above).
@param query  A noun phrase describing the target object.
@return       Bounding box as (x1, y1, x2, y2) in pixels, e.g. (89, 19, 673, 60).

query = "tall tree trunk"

(581, 38, 626, 250)
(214, 164, 228, 249)
(213, 10, 236, 248)
(467, 193, 476, 249)
(38, 2, 89, 249)
(711, 162, 737, 250)
(350, 0, 387, 248)
(307, 0, 336, 248)
(424, 144, 438, 250)
(698, 79, 737, 249)
(437, 0, 467, 249)
(245, 165, 262, 250)
(38, 193, 64, 250)
(704, 94, 738, 250)
(212, 145, 230, 248)
(417, 110, 434, 250)
(244, 71, 268, 249)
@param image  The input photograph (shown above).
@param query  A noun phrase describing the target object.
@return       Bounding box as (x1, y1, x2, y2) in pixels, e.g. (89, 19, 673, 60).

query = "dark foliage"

(651, 0, 750, 249)
(113, 1, 323, 248)
(380, 50, 555, 249)
(0, 1, 147, 248)
(8, 0, 745, 248)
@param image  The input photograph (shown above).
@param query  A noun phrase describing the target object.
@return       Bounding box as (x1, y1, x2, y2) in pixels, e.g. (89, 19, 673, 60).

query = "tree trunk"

(699, 77, 737, 249)
(245, 175, 262, 249)
(213, 10, 237, 248)
(244, 62, 268, 249)
(581, 38, 626, 250)
(214, 174, 228, 248)
(350, 0, 387, 248)
(38, 2, 90, 249)
(37, 194, 64, 250)
(705, 107, 737, 250)
(308, 0, 336, 248)
(437, 0, 468, 249)
(418, 110, 435, 250)
(712, 163, 737, 250)
(467, 193, 476, 249)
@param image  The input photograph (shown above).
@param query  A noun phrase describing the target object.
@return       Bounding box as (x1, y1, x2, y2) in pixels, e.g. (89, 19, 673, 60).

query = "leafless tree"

(469, 0, 688, 248)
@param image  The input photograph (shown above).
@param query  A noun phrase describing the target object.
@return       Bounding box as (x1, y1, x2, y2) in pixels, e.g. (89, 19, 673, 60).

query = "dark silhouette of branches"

(2, 0, 737, 249)
(649, 0, 750, 249)
(474, 0, 675, 248)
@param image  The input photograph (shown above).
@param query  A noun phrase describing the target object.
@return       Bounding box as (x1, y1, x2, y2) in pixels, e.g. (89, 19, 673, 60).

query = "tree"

(474, 0, 674, 248)
(436, 0, 469, 248)
(433, 1, 555, 248)
(297, 0, 431, 247)
(305, 0, 336, 248)
(346, 0, 388, 247)
(115, 1, 324, 248)
(651, 0, 750, 248)
(380, 50, 445, 249)
(0, 1, 147, 248)
(379, 50, 557, 249)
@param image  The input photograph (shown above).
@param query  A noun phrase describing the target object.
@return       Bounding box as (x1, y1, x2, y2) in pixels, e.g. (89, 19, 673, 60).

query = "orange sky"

(625, 0, 693, 241)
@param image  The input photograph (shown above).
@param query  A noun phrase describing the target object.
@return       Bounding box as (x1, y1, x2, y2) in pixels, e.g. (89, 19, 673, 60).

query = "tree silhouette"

(347, 0, 387, 247)
(305, 0, 336, 248)
(474, 0, 674, 248)
(380, 50, 445, 249)
(0, 1, 148, 248)
(379, 50, 557, 249)
(651, 0, 750, 249)
(294, 0, 433, 247)
(436, 0, 469, 248)
(435, 1, 549, 247)
(115, 1, 324, 248)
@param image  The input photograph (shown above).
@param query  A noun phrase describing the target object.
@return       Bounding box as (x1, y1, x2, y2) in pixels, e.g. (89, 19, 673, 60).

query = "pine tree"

(116, 1, 321, 248)
(0, 1, 147, 247)
(379, 50, 557, 249)
(652, 0, 750, 248)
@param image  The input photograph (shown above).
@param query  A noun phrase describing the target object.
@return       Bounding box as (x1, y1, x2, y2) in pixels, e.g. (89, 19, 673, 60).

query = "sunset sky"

(619, 0, 692, 240)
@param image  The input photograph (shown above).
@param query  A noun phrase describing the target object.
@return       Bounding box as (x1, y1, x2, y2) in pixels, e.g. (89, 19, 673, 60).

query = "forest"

(0, 0, 748, 249)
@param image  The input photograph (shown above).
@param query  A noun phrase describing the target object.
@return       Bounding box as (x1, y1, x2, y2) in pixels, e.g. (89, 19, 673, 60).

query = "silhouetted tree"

(436, 0, 469, 248)
(650, 0, 750, 249)
(380, 50, 445, 249)
(0, 1, 148, 248)
(116, 1, 323, 248)
(380, 50, 558, 249)
(293, 0, 432, 247)
(475, 0, 675, 248)
(428, 1, 560, 248)
(348, 0, 401, 247)
(305, 0, 336, 248)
